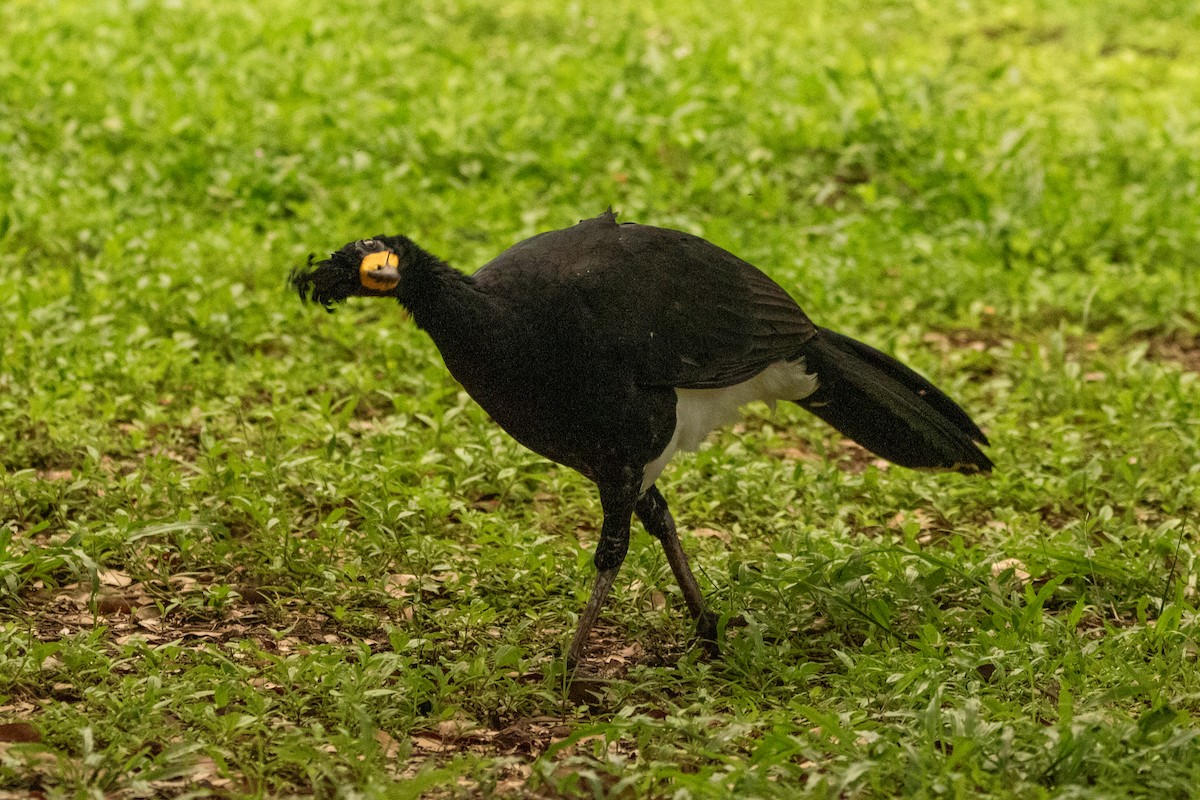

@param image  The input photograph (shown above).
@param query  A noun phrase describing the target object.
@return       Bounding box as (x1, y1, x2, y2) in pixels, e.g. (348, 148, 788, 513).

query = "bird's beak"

(359, 251, 401, 292)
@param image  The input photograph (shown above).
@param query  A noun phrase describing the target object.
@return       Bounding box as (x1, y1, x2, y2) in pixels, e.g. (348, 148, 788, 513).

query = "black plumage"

(291, 211, 991, 669)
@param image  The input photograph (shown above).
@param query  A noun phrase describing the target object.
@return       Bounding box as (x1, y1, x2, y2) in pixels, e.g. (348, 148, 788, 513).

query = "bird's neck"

(396, 249, 497, 385)
(397, 250, 481, 327)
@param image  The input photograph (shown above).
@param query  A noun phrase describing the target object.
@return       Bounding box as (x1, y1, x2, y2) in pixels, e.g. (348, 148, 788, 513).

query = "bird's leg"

(566, 487, 635, 672)
(566, 564, 621, 672)
(636, 485, 719, 654)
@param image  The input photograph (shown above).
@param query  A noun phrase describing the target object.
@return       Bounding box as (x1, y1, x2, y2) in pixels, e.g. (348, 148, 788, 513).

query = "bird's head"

(290, 235, 417, 311)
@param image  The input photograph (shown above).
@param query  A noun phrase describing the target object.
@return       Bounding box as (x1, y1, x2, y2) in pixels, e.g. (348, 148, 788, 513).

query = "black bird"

(291, 211, 991, 668)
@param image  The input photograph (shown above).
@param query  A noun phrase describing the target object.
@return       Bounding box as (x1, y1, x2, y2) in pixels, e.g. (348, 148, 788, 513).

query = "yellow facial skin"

(359, 251, 401, 292)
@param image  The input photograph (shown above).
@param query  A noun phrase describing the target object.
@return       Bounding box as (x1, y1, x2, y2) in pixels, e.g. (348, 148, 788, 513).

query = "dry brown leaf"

(771, 447, 817, 462)
(134, 605, 163, 632)
(616, 642, 642, 662)
(374, 729, 401, 758)
(385, 576, 416, 599)
(55, 584, 90, 608)
(471, 497, 501, 512)
(94, 594, 136, 615)
(691, 527, 732, 543)
(50, 683, 78, 700)
(889, 509, 933, 530)
(991, 558, 1031, 583)
(411, 734, 448, 752)
(180, 629, 225, 639)
(188, 755, 232, 788)
(646, 590, 666, 612)
(98, 569, 134, 588)
(435, 716, 479, 738)
(0, 722, 40, 743)
(114, 632, 163, 646)
(497, 776, 532, 793)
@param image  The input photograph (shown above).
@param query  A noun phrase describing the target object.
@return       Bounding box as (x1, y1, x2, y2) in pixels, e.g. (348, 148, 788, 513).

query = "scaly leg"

(636, 485, 719, 653)
(566, 485, 636, 671)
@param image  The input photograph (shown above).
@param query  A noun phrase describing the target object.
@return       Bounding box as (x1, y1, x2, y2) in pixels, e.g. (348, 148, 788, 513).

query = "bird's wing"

(473, 215, 818, 390)
(604, 221, 818, 389)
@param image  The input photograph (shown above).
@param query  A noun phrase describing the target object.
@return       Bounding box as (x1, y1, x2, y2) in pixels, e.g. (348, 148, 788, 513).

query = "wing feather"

(473, 214, 817, 390)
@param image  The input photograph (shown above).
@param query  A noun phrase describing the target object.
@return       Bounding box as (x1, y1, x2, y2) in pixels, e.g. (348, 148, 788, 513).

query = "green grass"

(2, 0, 1199, 796)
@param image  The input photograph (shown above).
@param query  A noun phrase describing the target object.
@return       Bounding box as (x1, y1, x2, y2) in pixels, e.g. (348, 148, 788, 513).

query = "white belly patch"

(640, 359, 818, 492)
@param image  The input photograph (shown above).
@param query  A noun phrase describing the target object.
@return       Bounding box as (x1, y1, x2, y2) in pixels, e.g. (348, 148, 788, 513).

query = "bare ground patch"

(3, 571, 693, 795)
(1145, 331, 1200, 373)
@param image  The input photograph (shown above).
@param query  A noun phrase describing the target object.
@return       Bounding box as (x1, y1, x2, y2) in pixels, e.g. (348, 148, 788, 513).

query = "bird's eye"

(359, 238, 378, 250)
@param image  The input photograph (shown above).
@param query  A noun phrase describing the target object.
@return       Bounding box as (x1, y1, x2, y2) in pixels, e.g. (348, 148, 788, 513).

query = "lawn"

(2, 0, 1199, 796)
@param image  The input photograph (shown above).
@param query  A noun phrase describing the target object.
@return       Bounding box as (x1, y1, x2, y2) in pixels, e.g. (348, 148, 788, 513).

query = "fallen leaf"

(991, 558, 1031, 583)
(374, 729, 401, 758)
(771, 446, 817, 462)
(645, 590, 666, 611)
(691, 527, 731, 544)
(56, 584, 91, 608)
(0, 722, 40, 743)
(134, 605, 163, 632)
(51, 683, 80, 700)
(98, 569, 134, 588)
(435, 716, 479, 738)
(889, 509, 933, 530)
(180, 629, 225, 639)
(385, 580, 414, 599)
(614, 642, 642, 662)
(95, 594, 136, 615)
(411, 734, 448, 752)
(170, 575, 200, 591)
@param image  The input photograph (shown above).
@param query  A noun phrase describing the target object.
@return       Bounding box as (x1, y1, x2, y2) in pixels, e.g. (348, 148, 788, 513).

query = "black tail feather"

(796, 328, 992, 473)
